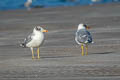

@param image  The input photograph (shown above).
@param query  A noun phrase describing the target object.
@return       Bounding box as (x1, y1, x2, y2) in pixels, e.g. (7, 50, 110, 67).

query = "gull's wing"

(24, 32, 35, 45)
(20, 32, 35, 47)
(75, 29, 92, 44)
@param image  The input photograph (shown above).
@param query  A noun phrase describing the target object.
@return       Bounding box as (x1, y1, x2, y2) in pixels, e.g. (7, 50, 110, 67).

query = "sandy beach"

(0, 3, 120, 80)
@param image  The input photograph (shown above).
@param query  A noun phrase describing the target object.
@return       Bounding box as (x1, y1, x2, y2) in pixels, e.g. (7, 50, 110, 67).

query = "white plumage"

(26, 27, 44, 47)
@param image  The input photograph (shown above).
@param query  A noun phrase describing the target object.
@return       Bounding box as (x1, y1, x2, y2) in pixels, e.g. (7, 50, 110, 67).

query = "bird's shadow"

(23, 52, 114, 59)
(91, 51, 114, 55)
(41, 55, 75, 59)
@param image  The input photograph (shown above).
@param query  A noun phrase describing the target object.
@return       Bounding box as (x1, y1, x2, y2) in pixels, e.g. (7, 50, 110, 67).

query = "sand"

(0, 3, 120, 80)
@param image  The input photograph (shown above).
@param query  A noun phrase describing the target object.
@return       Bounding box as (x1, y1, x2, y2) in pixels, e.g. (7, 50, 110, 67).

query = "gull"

(24, 0, 32, 11)
(20, 26, 48, 59)
(75, 24, 93, 56)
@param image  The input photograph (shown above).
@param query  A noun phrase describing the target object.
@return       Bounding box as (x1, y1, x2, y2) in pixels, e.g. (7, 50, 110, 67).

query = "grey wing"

(75, 30, 92, 44)
(24, 33, 34, 44)
(86, 31, 92, 43)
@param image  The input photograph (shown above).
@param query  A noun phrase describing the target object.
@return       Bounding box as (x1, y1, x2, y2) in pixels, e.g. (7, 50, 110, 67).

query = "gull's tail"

(20, 43, 26, 48)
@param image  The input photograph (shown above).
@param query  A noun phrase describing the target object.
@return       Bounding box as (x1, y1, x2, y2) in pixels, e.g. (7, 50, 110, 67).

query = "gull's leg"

(85, 44, 88, 55)
(37, 48, 40, 59)
(81, 44, 84, 56)
(27, 7, 31, 11)
(31, 47, 34, 59)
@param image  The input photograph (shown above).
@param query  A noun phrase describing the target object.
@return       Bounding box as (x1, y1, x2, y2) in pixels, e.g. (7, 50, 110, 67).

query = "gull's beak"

(86, 26, 90, 30)
(42, 29, 48, 32)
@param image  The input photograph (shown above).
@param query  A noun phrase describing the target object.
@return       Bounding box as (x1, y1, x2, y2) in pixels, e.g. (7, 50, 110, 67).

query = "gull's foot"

(38, 56, 40, 59)
(32, 57, 35, 59)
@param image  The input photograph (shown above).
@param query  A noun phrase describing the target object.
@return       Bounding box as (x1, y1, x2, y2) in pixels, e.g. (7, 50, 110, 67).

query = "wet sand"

(0, 3, 120, 80)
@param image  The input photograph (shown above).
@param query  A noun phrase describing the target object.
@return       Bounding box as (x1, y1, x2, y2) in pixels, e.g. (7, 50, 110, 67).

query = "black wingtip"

(20, 43, 26, 48)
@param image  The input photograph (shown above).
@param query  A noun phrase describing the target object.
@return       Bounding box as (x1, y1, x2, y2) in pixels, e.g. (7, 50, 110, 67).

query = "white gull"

(20, 26, 48, 59)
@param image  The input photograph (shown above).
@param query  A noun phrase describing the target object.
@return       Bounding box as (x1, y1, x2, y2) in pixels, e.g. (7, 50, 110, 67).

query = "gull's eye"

(36, 27, 41, 31)
(83, 24, 87, 27)
(39, 28, 41, 31)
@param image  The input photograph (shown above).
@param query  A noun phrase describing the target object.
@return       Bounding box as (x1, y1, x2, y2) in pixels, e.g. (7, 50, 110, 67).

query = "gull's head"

(77, 24, 90, 30)
(34, 26, 48, 33)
